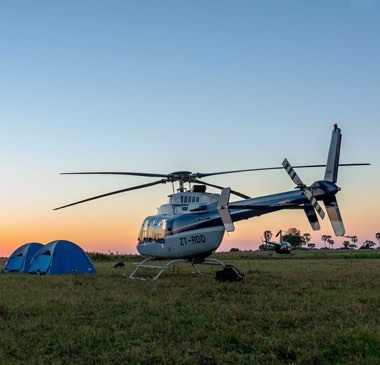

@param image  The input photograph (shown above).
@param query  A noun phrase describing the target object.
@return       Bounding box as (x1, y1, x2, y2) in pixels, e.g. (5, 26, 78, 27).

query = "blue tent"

(28, 240, 96, 274)
(3, 242, 44, 273)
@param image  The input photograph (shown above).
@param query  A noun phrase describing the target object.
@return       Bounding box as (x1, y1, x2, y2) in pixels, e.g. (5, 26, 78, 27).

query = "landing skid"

(129, 257, 225, 281)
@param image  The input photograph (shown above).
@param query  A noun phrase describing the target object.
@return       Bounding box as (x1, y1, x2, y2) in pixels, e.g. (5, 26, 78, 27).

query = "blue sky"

(0, 1, 379, 255)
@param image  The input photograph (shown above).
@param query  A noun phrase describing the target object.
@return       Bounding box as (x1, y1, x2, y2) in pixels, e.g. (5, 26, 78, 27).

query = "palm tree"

(351, 235, 358, 246)
(321, 235, 332, 249)
(303, 233, 311, 247)
(342, 240, 350, 249)
(328, 238, 335, 250)
(376, 232, 380, 248)
(263, 230, 272, 244)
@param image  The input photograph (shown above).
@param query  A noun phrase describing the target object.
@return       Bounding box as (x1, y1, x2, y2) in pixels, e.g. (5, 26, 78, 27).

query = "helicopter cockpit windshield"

(138, 217, 169, 243)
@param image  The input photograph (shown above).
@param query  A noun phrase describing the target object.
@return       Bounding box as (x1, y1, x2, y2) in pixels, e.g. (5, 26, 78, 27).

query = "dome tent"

(28, 240, 96, 274)
(3, 242, 44, 273)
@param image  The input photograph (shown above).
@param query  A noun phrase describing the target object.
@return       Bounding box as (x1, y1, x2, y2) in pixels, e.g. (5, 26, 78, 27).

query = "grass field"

(0, 250, 379, 364)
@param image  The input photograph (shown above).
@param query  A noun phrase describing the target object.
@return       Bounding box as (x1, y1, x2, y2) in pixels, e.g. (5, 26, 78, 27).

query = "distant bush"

(87, 252, 139, 262)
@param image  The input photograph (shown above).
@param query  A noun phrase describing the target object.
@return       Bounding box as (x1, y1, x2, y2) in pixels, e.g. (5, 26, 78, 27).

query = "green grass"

(1, 250, 379, 364)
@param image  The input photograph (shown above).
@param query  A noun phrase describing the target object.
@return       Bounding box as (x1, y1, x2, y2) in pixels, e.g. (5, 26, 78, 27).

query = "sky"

(1, 0, 379, 256)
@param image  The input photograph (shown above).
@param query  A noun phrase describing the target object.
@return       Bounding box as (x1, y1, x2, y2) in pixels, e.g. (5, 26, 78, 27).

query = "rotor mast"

(168, 171, 193, 192)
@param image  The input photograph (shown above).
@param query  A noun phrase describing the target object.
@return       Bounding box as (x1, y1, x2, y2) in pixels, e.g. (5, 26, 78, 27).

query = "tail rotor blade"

(282, 159, 304, 187)
(303, 202, 321, 231)
(303, 189, 325, 220)
(283, 158, 325, 220)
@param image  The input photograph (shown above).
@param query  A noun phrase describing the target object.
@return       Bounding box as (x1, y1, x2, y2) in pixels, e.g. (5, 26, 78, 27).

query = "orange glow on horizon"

(1, 184, 378, 257)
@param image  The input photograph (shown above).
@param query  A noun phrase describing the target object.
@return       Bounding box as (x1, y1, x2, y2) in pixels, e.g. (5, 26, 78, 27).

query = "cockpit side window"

(138, 218, 168, 243)
(138, 219, 150, 242)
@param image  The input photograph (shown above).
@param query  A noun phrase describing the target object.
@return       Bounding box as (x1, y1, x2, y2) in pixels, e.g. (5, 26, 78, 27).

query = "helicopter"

(261, 230, 292, 255)
(55, 125, 369, 279)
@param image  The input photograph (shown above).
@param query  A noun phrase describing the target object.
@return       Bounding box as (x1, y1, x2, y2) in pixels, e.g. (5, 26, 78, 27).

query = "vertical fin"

(323, 125, 345, 235)
(324, 124, 342, 183)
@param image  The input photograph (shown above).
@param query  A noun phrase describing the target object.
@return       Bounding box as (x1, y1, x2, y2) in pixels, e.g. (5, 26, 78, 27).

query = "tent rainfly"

(28, 240, 96, 274)
(3, 242, 44, 273)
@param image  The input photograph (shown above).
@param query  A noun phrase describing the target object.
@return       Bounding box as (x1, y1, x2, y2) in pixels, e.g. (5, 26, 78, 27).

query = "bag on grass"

(215, 265, 245, 282)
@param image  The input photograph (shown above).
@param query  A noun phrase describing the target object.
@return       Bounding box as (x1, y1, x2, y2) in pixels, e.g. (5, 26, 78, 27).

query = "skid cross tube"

(129, 257, 225, 281)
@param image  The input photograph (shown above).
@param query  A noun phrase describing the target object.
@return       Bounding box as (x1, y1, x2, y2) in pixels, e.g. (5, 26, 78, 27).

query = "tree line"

(261, 229, 380, 250)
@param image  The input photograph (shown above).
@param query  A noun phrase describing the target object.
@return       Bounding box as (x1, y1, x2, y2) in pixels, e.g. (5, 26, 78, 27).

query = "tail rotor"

(282, 125, 346, 236)
(282, 158, 326, 220)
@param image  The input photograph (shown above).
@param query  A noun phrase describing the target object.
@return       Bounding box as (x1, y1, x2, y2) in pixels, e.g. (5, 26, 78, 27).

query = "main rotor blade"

(60, 171, 169, 178)
(217, 188, 235, 232)
(196, 163, 370, 179)
(54, 179, 166, 210)
(60, 163, 370, 180)
(193, 179, 251, 199)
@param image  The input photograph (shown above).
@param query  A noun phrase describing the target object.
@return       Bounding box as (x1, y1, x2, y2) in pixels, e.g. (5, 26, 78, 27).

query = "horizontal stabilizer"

(303, 203, 321, 231)
(324, 196, 345, 236)
(217, 188, 235, 232)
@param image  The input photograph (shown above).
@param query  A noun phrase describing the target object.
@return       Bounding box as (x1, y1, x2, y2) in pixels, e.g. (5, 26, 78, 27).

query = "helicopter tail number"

(180, 235, 206, 246)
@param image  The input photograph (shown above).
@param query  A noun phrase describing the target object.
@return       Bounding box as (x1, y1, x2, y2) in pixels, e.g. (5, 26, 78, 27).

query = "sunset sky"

(1, 0, 379, 256)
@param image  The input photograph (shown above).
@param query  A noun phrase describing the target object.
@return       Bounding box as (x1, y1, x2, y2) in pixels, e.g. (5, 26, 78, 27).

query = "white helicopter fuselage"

(136, 187, 310, 259)
(136, 178, 341, 259)
(137, 221, 225, 259)
(137, 189, 226, 259)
